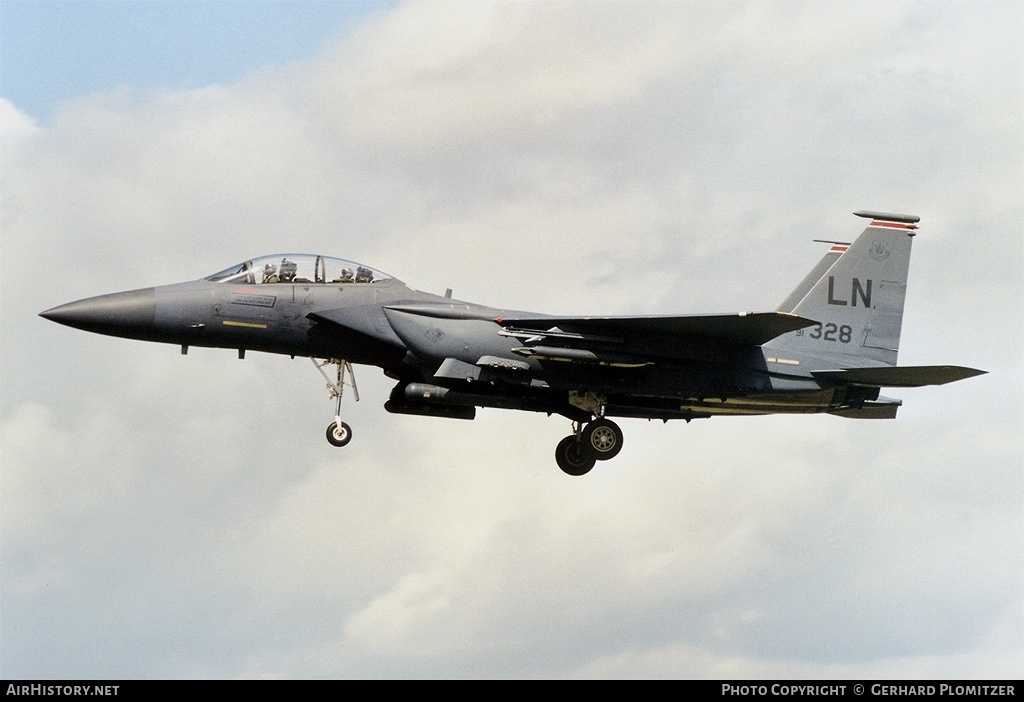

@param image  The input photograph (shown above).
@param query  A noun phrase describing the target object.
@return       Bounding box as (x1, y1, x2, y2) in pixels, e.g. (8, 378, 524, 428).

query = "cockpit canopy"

(206, 255, 395, 286)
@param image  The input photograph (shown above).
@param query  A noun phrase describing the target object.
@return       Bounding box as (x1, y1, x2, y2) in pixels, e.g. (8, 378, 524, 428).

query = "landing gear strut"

(312, 358, 359, 447)
(554, 417, 623, 476)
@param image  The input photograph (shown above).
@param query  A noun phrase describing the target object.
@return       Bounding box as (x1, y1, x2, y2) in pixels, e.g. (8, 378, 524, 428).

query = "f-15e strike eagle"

(41, 211, 985, 475)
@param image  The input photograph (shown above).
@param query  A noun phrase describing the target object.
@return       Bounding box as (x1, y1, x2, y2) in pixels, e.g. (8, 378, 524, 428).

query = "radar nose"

(40, 288, 157, 339)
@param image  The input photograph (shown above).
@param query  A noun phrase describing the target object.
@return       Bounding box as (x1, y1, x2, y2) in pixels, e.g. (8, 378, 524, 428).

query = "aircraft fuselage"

(43, 275, 821, 419)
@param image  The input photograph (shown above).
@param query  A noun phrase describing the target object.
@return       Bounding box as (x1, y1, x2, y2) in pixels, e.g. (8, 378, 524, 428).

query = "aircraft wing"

(812, 365, 987, 387)
(497, 312, 818, 347)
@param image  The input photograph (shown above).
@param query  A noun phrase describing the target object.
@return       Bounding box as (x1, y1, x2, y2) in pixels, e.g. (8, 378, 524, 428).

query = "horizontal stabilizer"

(813, 365, 986, 388)
(498, 312, 817, 347)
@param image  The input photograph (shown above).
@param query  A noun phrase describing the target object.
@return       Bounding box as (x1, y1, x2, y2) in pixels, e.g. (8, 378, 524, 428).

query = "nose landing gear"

(312, 358, 359, 447)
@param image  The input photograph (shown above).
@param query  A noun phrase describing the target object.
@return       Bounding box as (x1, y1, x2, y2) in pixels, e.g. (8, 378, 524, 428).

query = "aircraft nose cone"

(40, 288, 156, 338)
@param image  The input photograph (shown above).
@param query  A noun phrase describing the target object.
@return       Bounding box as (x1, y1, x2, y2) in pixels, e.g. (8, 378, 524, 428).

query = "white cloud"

(0, 98, 37, 138)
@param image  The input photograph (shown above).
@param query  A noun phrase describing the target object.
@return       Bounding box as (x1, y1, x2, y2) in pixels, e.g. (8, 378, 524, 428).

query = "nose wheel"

(555, 418, 623, 475)
(326, 420, 352, 447)
(312, 358, 359, 447)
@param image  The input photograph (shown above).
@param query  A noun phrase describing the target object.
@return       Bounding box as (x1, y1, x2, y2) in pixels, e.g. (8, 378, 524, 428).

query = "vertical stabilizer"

(766, 211, 918, 366)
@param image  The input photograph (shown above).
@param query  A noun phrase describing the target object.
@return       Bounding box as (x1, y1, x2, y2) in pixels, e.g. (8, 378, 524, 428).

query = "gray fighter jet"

(41, 211, 985, 475)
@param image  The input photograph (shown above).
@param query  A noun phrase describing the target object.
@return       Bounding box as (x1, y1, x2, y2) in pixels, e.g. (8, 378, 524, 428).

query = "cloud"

(0, 98, 37, 138)
(2, 0, 1021, 679)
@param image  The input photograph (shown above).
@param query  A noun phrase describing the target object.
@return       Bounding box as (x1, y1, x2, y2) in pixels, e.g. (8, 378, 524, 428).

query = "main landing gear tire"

(583, 418, 623, 461)
(326, 421, 353, 447)
(555, 435, 597, 476)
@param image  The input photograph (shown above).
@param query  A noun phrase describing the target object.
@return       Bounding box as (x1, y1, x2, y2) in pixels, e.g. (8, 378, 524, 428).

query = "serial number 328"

(797, 323, 853, 343)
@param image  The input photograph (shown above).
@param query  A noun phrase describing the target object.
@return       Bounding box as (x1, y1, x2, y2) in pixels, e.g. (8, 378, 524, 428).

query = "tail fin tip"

(853, 210, 920, 227)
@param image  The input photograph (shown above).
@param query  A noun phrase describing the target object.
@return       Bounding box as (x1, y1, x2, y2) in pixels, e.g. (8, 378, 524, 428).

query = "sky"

(1, 0, 1022, 680)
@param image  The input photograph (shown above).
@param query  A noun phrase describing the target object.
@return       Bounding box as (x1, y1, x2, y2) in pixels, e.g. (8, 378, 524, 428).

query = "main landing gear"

(312, 358, 359, 447)
(554, 417, 624, 476)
